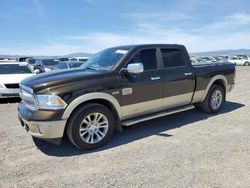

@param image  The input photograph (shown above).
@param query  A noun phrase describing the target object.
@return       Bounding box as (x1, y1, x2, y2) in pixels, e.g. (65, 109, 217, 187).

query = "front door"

(119, 48, 164, 120)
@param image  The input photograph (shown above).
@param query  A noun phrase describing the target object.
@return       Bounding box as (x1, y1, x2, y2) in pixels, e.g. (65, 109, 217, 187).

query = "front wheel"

(66, 103, 115, 150)
(200, 85, 225, 114)
(244, 62, 250, 66)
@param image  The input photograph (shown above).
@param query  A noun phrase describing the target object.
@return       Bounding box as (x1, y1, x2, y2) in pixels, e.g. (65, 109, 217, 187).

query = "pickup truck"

(18, 44, 235, 150)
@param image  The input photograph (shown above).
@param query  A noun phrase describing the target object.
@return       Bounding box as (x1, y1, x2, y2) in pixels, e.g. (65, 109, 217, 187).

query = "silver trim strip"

(122, 105, 195, 126)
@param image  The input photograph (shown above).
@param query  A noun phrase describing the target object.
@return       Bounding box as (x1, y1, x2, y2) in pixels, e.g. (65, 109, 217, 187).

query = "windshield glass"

(42, 59, 59, 66)
(69, 63, 83, 68)
(0, 64, 33, 74)
(27, 59, 36, 64)
(81, 47, 131, 71)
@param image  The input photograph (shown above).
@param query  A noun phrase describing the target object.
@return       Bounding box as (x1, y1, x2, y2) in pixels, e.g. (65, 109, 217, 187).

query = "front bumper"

(18, 114, 66, 139)
(0, 88, 20, 98)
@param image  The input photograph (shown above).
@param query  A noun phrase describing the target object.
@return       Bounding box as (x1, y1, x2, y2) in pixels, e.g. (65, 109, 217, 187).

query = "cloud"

(1, 9, 250, 55)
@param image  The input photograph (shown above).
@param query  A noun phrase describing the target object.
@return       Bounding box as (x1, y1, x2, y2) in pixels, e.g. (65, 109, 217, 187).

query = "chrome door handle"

(151, 77, 161, 80)
(184, 72, 192, 76)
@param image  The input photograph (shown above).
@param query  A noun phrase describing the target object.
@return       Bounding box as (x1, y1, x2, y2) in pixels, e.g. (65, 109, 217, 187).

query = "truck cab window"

(129, 49, 157, 70)
(161, 49, 186, 68)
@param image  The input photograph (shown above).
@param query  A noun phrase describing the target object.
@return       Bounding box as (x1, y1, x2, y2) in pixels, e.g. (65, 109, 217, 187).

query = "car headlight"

(44, 68, 52, 72)
(36, 94, 67, 110)
(0, 84, 5, 88)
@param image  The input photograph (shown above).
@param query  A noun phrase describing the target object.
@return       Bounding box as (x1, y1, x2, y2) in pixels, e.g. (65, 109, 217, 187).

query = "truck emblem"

(122, 88, 133, 95)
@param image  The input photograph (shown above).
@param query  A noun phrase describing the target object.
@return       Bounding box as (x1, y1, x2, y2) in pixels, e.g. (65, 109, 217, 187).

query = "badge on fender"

(122, 88, 133, 95)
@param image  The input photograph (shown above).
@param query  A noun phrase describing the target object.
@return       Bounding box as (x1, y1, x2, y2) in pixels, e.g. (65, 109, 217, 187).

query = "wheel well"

(66, 99, 122, 133)
(213, 79, 226, 92)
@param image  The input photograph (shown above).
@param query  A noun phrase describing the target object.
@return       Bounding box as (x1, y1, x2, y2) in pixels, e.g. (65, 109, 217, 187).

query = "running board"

(122, 105, 195, 126)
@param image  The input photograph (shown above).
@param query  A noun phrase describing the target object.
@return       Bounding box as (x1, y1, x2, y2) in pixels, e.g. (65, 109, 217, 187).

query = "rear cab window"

(160, 49, 186, 68)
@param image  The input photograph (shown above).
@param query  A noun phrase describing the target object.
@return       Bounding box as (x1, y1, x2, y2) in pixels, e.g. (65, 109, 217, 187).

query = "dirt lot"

(0, 67, 250, 188)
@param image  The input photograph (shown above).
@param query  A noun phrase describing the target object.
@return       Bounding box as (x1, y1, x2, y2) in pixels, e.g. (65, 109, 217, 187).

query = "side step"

(122, 105, 195, 126)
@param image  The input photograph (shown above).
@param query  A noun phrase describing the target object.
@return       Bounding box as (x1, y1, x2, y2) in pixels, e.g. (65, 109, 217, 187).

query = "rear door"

(160, 48, 195, 109)
(119, 48, 164, 119)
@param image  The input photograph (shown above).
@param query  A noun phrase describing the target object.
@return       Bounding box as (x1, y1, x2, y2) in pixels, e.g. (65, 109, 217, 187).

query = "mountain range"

(1, 49, 250, 59)
(191, 49, 250, 56)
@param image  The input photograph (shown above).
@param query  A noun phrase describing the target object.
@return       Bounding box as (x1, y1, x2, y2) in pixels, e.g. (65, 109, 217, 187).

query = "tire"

(200, 84, 225, 114)
(66, 103, 115, 150)
(244, 62, 250, 66)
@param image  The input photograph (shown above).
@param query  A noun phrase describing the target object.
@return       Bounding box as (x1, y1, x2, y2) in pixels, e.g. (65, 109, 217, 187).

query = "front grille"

(1, 93, 19, 97)
(20, 86, 37, 111)
(4, 83, 19, 89)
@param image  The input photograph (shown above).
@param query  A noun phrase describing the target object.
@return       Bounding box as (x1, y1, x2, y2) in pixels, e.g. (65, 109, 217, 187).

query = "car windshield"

(42, 59, 59, 66)
(59, 58, 69, 62)
(81, 47, 131, 71)
(69, 63, 83, 68)
(27, 59, 36, 64)
(0, 64, 33, 74)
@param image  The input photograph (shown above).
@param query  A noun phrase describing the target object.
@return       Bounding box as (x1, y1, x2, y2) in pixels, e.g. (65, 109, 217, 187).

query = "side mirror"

(34, 69, 40, 74)
(127, 63, 144, 74)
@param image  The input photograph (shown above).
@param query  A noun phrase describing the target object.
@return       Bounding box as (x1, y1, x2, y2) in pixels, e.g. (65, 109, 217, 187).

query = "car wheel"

(200, 85, 225, 114)
(66, 103, 115, 150)
(244, 62, 250, 66)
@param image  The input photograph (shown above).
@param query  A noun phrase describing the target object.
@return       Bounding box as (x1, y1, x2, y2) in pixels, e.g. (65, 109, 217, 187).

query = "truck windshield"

(0, 64, 33, 74)
(81, 47, 131, 71)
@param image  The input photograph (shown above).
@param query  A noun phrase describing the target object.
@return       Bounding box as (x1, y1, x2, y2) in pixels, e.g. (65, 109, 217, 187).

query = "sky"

(0, 0, 250, 55)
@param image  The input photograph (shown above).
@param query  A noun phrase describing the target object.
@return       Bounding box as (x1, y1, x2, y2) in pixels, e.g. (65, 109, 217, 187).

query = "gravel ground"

(0, 66, 250, 188)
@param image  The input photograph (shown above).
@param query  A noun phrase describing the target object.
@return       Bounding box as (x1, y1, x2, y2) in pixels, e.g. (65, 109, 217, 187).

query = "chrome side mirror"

(127, 63, 144, 74)
(34, 69, 40, 74)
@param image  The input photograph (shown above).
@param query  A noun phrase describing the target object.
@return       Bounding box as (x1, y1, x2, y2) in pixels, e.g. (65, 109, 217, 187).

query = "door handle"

(151, 77, 161, 80)
(184, 72, 192, 76)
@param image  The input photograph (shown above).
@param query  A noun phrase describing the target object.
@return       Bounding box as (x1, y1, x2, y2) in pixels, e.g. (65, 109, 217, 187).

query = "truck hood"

(20, 68, 109, 92)
(0, 74, 35, 85)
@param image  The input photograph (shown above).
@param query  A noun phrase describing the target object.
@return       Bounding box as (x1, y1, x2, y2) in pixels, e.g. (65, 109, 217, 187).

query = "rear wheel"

(66, 103, 115, 150)
(200, 85, 225, 114)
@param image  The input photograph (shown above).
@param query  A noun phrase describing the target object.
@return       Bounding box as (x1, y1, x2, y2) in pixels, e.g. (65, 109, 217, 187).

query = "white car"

(69, 56, 89, 62)
(0, 62, 34, 98)
(229, 56, 250, 66)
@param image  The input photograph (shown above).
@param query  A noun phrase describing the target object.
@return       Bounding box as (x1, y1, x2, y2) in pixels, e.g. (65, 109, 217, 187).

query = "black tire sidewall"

(70, 104, 115, 150)
(207, 85, 225, 113)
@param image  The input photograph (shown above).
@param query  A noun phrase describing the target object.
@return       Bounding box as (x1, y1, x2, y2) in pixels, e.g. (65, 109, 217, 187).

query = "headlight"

(0, 84, 5, 88)
(44, 68, 52, 72)
(36, 94, 67, 110)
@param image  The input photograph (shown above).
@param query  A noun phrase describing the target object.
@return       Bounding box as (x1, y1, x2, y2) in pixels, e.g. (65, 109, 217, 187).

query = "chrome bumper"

(0, 88, 20, 98)
(18, 114, 67, 139)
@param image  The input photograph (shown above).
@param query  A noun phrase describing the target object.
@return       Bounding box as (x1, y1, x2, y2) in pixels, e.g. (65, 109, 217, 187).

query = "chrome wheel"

(79, 113, 109, 144)
(211, 90, 223, 110)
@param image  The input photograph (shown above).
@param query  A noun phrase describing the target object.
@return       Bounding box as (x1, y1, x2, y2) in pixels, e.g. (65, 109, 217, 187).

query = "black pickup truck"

(18, 44, 235, 150)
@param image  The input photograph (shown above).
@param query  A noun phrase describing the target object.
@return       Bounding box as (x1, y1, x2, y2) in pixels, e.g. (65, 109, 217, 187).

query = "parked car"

(55, 61, 84, 70)
(196, 56, 217, 63)
(236, 55, 250, 61)
(18, 44, 235, 150)
(25, 58, 37, 69)
(213, 56, 228, 63)
(69, 56, 89, 62)
(0, 62, 34, 98)
(229, 56, 250, 66)
(33, 58, 60, 73)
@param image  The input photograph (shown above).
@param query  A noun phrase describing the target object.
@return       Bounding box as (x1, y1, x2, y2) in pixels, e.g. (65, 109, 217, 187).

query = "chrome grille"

(4, 83, 19, 89)
(20, 85, 37, 111)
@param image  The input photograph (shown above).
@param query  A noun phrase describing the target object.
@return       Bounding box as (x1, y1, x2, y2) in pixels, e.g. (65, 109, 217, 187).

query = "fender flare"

(62, 92, 122, 119)
(201, 75, 228, 102)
